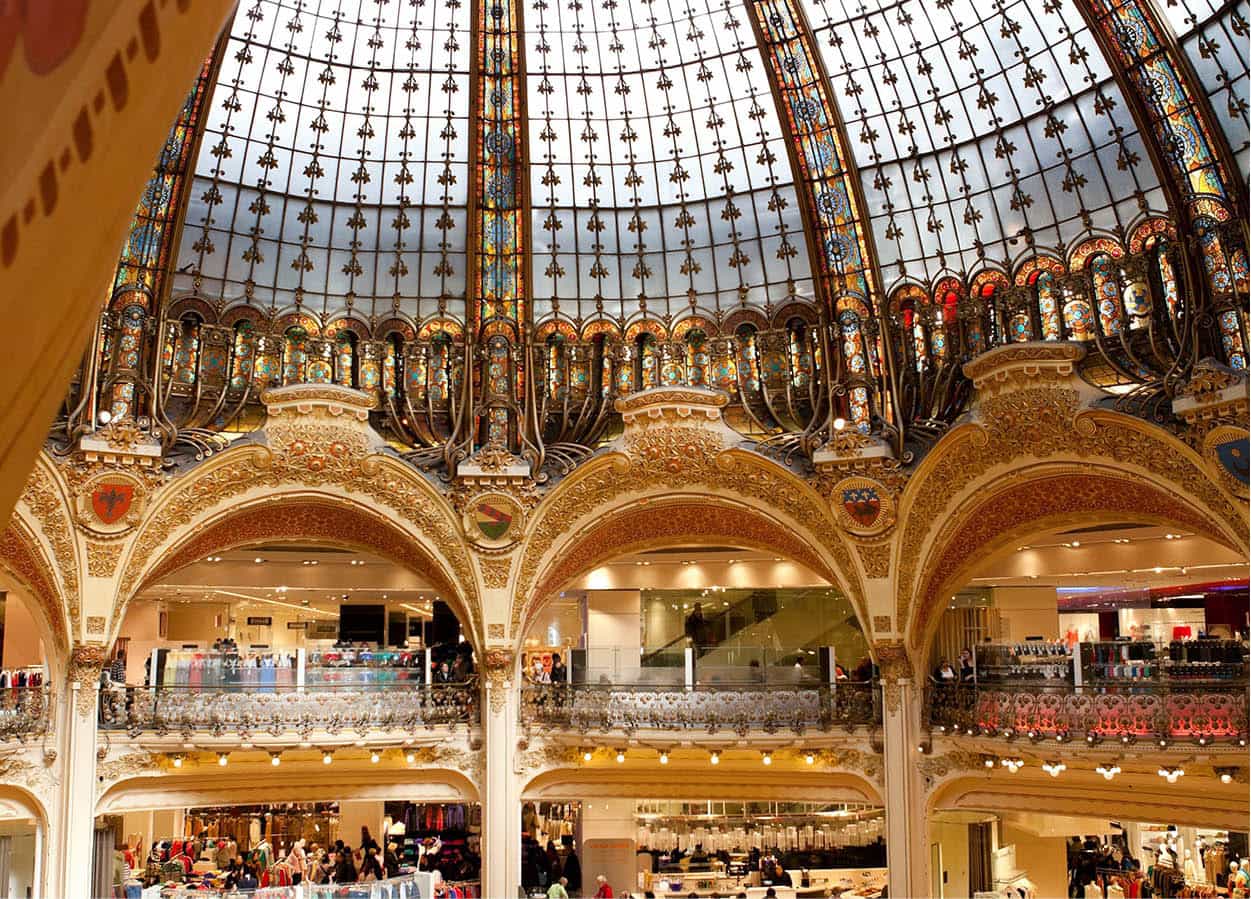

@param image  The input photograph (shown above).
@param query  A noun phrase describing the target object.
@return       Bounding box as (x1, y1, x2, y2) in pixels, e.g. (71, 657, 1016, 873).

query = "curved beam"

(1075, 0, 1247, 222)
(740, 0, 900, 446)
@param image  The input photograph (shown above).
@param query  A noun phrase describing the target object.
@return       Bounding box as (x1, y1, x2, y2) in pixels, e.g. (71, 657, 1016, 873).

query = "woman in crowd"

(359, 846, 385, 882)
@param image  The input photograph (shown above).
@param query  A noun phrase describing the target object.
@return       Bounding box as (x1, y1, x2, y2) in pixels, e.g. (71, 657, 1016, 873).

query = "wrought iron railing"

(520, 681, 879, 735)
(99, 681, 479, 738)
(925, 680, 1248, 744)
(0, 687, 53, 742)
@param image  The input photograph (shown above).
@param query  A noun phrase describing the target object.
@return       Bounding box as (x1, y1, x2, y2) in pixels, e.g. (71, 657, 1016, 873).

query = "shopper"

(333, 848, 358, 883)
(360, 826, 380, 853)
(549, 653, 567, 684)
(594, 874, 614, 898)
(384, 841, 401, 878)
(958, 648, 975, 682)
(360, 847, 384, 882)
(237, 865, 259, 890)
(285, 838, 307, 885)
(548, 876, 570, 899)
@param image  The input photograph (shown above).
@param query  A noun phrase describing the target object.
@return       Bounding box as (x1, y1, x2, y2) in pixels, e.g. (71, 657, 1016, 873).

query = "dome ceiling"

(168, 0, 1248, 330)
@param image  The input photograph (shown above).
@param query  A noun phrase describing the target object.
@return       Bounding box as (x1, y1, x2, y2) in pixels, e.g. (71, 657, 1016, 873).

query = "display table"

(644, 867, 886, 899)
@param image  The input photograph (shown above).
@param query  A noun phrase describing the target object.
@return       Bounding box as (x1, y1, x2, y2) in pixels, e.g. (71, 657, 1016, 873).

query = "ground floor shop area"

(95, 800, 481, 898)
(931, 813, 1249, 899)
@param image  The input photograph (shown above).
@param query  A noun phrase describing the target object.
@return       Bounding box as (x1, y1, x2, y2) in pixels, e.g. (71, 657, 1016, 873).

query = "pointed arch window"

(735, 324, 761, 395)
(1034, 272, 1062, 341)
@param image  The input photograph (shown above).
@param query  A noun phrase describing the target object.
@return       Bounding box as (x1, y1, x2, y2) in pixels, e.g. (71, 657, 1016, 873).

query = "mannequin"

(1184, 849, 1198, 882)
(1232, 860, 1249, 898)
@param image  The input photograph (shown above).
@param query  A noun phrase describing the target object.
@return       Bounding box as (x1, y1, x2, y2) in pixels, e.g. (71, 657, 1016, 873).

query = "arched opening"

(518, 762, 887, 894)
(103, 533, 483, 889)
(928, 774, 1248, 899)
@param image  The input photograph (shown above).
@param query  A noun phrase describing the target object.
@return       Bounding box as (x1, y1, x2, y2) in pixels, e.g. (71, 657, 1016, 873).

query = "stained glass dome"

(79, 0, 1248, 470)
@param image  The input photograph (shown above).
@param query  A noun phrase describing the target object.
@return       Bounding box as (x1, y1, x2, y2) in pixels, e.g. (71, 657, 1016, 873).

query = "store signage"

(309, 620, 338, 639)
(287, 621, 310, 630)
(246, 616, 273, 626)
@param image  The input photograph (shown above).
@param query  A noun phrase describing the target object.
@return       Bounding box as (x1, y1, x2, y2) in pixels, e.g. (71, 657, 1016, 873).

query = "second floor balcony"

(925, 679, 1248, 747)
(519, 680, 879, 736)
(0, 687, 53, 743)
(99, 681, 479, 739)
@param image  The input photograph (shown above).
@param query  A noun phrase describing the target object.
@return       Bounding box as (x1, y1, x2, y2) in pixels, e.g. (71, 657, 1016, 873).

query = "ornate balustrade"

(925, 680, 1248, 745)
(520, 681, 879, 736)
(99, 682, 479, 739)
(0, 687, 53, 743)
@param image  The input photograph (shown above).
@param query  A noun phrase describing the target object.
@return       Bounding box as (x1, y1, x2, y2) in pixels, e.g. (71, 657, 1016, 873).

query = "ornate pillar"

(481, 647, 521, 899)
(876, 642, 928, 898)
(51, 642, 106, 897)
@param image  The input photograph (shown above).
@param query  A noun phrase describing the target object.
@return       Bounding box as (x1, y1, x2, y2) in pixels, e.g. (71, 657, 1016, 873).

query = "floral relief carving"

(482, 648, 515, 715)
(0, 752, 58, 793)
(477, 556, 512, 590)
(813, 747, 884, 785)
(915, 750, 988, 786)
(514, 739, 582, 777)
(68, 643, 107, 716)
(95, 751, 165, 793)
(16, 461, 80, 621)
(856, 542, 891, 579)
(86, 541, 125, 578)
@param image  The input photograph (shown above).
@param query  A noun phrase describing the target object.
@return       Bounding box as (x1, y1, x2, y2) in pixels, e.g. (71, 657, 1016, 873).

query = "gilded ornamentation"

(915, 751, 988, 785)
(0, 519, 68, 651)
(461, 493, 526, 549)
(872, 615, 892, 633)
(482, 648, 515, 715)
(874, 641, 912, 716)
(86, 541, 125, 578)
(0, 753, 58, 793)
(94, 751, 165, 790)
(1202, 425, 1249, 500)
(16, 460, 79, 621)
(477, 556, 512, 589)
(86, 615, 106, 636)
(831, 477, 895, 537)
(855, 541, 891, 578)
(69, 643, 107, 716)
(487, 623, 506, 640)
(513, 739, 582, 776)
(813, 747, 884, 785)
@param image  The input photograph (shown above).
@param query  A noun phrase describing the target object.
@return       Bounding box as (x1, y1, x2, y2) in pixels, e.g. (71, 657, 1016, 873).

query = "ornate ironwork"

(520, 681, 879, 736)
(0, 687, 53, 743)
(925, 680, 1248, 743)
(99, 682, 479, 739)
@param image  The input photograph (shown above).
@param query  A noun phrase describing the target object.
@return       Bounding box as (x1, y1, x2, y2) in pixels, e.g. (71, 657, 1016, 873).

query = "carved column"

(481, 647, 521, 898)
(876, 642, 929, 898)
(52, 642, 106, 897)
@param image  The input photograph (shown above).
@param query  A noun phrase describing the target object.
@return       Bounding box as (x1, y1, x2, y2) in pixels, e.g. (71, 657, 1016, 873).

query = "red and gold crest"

(90, 482, 134, 525)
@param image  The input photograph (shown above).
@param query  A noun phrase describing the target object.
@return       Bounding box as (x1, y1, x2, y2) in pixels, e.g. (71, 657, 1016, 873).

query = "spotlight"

(371, 751, 381, 764)
(709, 750, 721, 766)
(1000, 758, 1024, 773)
(1095, 764, 1120, 780)
(983, 757, 995, 769)
(1197, 734, 1210, 746)
(804, 752, 815, 765)
(1157, 766, 1184, 783)
(406, 752, 416, 765)
(659, 751, 669, 765)
(1221, 772, 1233, 784)
(323, 751, 333, 765)
(1086, 732, 1099, 745)
(1055, 732, 1067, 743)
(1215, 768, 1237, 784)
(1042, 761, 1066, 778)
(171, 754, 184, 769)
(833, 417, 846, 431)
(761, 751, 773, 766)
(582, 748, 594, 762)
(217, 753, 229, 767)
(270, 753, 282, 767)
(616, 750, 626, 764)
(1002, 729, 1014, 739)
(1026, 730, 1038, 742)
(1158, 738, 1169, 749)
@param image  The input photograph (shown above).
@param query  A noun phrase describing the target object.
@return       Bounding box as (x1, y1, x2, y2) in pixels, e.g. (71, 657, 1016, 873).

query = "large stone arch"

(894, 360, 1247, 660)
(0, 517, 70, 663)
(97, 764, 479, 814)
(513, 442, 865, 645)
(0, 781, 53, 898)
(928, 771, 1248, 831)
(522, 766, 883, 806)
(112, 428, 482, 645)
(907, 462, 1245, 660)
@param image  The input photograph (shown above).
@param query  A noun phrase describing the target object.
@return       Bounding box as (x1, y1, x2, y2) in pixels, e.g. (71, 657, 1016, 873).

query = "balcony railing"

(520, 681, 879, 735)
(925, 680, 1248, 744)
(99, 681, 479, 738)
(0, 687, 52, 742)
